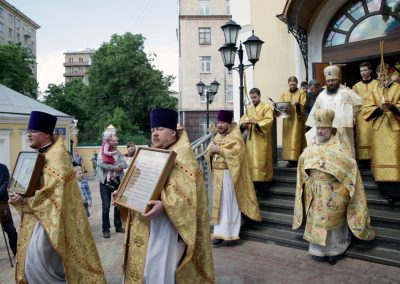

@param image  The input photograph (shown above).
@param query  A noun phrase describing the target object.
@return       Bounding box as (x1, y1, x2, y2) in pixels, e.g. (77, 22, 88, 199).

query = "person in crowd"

(300, 81, 309, 93)
(124, 141, 136, 171)
(73, 151, 83, 167)
(276, 76, 306, 167)
(101, 131, 119, 188)
(96, 134, 127, 238)
(91, 150, 98, 176)
(75, 166, 92, 217)
(306, 65, 363, 156)
(239, 88, 274, 197)
(361, 60, 400, 203)
(293, 108, 375, 265)
(207, 110, 261, 247)
(122, 108, 215, 283)
(10, 111, 105, 283)
(0, 163, 18, 256)
(352, 62, 379, 168)
(305, 79, 323, 122)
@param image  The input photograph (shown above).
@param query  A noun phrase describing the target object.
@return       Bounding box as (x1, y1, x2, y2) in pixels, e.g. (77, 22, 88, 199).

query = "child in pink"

(101, 132, 118, 184)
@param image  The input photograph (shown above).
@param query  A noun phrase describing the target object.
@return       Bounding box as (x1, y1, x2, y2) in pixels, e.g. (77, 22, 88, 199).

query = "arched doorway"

(320, 0, 400, 86)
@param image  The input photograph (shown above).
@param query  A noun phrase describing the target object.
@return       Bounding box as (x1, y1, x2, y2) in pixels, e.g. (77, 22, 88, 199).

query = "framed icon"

(9, 152, 45, 197)
(114, 147, 177, 214)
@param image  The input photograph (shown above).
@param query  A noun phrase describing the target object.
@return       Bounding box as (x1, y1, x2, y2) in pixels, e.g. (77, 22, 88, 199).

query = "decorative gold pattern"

(361, 82, 400, 181)
(12, 138, 106, 283)
(205, 124, 261, 224)
(122, 130, 215, 283)
(293, 134, 375, 245)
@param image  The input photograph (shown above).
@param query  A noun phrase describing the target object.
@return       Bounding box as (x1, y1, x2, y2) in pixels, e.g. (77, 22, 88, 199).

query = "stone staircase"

(240, 162, 400, 267)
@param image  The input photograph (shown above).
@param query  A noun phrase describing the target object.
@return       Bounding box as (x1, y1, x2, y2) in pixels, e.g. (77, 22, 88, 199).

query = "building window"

(226, 85, 233, 102)
(79, 57, 83, 62)
(199, 0, 210, 15)
(16, 33, 20, 41)
(0, 23, 3, 33)
(199, 28, 211, 45)
(69, 57, 74, 63)
(0, 8, 3, 17)
(200, 56, 211, 73)
(16, 19, 20, 29)
(9, 28, 12, 38)
(324, 0, 400, 47)
(9, 13, 13, 24)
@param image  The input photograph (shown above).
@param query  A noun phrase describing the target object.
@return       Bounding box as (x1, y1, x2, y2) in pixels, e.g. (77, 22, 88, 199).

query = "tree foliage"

(44, 80, 89, 126)
(84, 33, 177, 132)
(0, 43, 38, 98)
(43, 32, 177, 145)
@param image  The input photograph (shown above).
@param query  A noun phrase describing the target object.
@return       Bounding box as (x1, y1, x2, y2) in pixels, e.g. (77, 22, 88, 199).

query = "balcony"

(63, 72, 85, 77)
(63, 61, 91, 67)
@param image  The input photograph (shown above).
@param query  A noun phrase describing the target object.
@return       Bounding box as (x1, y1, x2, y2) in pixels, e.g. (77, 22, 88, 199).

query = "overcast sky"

(7, 0, 179, 94)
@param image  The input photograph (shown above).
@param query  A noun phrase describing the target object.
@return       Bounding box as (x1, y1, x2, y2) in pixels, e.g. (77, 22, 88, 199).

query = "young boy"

(75, 166, 92, 217)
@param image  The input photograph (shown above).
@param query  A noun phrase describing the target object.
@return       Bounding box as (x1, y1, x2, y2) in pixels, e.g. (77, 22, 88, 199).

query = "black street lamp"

(219, 20, 264, 117)
(196, 79, 220, 129)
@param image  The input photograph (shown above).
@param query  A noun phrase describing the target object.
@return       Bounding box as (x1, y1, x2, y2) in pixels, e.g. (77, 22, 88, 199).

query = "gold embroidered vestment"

(279, 89, 306, 161)
(239, 101, 274, 181)
(13, 138, 106, 284)
(293, 134, 375, 245)
(122, 130, 215, 284)
(205, 124, 261, 224)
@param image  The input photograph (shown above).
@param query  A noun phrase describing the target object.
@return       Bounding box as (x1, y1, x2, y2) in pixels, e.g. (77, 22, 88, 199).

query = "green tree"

(84, 33, 177, 134)
(43, 80, 89, 130)
(0, 43, 38, 98)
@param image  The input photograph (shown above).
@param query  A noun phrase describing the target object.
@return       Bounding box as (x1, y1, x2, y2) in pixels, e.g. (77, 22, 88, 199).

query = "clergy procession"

(1, 56, 400, 284)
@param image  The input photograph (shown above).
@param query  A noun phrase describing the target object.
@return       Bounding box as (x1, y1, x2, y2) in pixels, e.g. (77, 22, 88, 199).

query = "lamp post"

(219, 20, 264, 117)
(196, 79, 220, 130)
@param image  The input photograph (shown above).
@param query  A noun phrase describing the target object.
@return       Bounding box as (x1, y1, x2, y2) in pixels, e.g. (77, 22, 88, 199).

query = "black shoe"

(116, 227, 125, 233)
(103, 231, 111, 239)
(286, 161, 297, 168)
(311, 255, 327, 262)
(211, 239, 224, 248)
(328, 256, 338, 265)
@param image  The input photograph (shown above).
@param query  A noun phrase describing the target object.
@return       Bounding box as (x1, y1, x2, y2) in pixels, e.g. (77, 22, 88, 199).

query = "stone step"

(268, 186, 399, 208)
(259, 211, 400, 248)
(260, 197, 400, 229)
(346, 244, 400, 267)
(241, 225, 400, 267)
(240, 225, 307, 249)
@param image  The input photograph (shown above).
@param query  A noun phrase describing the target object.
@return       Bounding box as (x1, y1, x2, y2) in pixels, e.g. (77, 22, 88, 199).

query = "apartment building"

(63, 49, 95, 84)
(179, 0, 233, 141)
(0, 0, 40, 78)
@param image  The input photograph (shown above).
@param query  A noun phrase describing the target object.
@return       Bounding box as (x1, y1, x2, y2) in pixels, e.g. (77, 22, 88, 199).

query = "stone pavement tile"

(1, 179, 400, 283)
(212, 240, 400, 284)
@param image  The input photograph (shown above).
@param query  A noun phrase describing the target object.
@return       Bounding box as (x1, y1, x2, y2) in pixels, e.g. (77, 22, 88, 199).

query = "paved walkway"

(1, 179, 399, 283)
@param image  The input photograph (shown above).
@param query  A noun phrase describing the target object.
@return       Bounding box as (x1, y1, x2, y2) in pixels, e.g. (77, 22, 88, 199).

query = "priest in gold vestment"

(306, 65, 363, 157)
(277, 76, 306, 167)
(293, 109, 374, 265)
(239, 88, 274, 196)
(122, 108, 215, 284)
(10, 111, 106, 284)
(206, 110, 261, 247)
(352, 62, 379, 166)
(361, 69, 400, 203)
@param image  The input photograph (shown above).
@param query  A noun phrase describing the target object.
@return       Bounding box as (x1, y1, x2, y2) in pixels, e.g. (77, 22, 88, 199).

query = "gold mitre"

(314, 108, 335, 127)
(324, 64, 340, 80)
